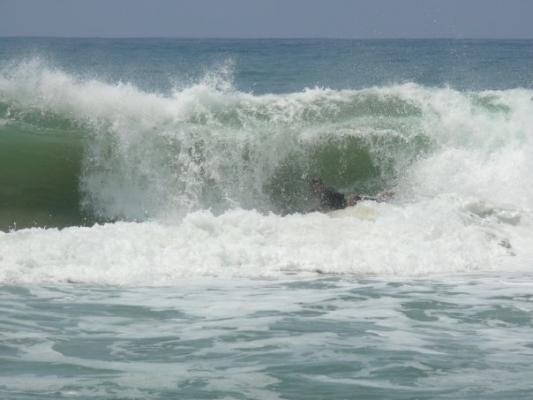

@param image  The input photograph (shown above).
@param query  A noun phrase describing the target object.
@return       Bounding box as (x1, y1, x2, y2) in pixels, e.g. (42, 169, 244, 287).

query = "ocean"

(1, 38, 532, 399)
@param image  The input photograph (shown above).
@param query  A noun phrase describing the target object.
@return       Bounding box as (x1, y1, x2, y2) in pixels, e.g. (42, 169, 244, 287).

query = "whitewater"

(1, 39, 532, 399)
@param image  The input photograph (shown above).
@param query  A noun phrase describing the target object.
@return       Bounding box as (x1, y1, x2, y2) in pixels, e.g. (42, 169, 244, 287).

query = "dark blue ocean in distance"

(2, 38, 533, 94)
(1, 38, 533, 399)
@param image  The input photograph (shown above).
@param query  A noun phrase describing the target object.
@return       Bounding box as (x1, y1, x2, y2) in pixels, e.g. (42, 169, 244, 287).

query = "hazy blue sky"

(1, 0, 533, 39)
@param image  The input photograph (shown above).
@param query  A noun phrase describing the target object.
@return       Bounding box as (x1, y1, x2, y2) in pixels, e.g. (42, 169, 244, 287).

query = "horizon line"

(2, 35, 533, 41)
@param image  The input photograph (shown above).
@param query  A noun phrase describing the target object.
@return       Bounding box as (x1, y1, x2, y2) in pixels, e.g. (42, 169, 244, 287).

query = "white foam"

(0, 197, 530, 285)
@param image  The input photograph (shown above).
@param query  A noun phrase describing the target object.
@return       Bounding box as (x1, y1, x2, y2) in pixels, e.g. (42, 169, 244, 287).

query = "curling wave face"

(1, 60, 533, 282)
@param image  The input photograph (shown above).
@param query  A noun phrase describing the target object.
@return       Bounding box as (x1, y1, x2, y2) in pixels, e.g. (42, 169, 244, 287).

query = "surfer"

(310, 178, 360, 211)
(310, 178, 392, 212)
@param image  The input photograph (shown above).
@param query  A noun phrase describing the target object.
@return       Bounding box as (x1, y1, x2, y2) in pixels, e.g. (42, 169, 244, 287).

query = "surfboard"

(327, 204, 380, 221)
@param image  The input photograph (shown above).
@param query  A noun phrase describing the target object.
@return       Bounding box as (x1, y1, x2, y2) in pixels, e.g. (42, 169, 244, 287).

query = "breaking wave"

(0, 60, 532, 283)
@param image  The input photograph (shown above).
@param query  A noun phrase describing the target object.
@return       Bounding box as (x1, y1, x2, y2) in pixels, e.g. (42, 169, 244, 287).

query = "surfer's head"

(310, 178, 325, 194)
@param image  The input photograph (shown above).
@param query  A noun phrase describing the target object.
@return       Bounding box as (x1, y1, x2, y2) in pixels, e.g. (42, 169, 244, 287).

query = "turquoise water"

(1, 39, 533, 399)
(2, 276, 533, 399)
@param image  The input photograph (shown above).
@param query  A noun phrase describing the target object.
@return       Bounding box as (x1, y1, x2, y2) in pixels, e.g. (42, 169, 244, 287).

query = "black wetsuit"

(320, 188, 347, 210)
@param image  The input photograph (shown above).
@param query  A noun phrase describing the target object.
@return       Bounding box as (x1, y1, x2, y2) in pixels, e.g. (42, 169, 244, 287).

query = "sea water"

(1, 39, 533, 399)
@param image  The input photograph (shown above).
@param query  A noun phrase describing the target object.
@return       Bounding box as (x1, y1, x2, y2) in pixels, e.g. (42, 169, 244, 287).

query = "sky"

(1, 0, 533, 39)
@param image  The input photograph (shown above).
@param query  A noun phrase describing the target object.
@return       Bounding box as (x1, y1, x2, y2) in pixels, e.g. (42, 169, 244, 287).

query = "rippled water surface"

(2, 275, 532, 399)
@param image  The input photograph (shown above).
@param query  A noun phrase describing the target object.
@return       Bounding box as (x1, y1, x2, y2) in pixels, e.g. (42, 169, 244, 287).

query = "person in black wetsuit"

(310, 178, 361, 211)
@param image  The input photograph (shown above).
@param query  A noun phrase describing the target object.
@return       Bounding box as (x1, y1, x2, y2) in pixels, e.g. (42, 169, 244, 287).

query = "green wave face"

(264, 133, 429, 214)
(0, 103, 89, 230)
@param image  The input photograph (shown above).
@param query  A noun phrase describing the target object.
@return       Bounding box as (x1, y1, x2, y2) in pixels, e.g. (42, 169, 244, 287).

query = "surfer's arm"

(347, 194, 362, 206)
(354, 191, 394, 203)
(375, 191, 394, 201)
